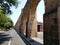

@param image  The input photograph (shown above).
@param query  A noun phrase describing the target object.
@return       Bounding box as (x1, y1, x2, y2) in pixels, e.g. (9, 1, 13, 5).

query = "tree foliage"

(0, 7, 13, 29)
(4, 21, 13, 29)
(0, 0, 18, 14)
(0, 8, 7, 27)
(4, 17, 13, 29)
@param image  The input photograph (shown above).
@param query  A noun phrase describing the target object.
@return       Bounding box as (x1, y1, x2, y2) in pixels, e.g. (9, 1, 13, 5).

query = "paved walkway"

(30, 32, 43, 45)
(16, 31, 43, 45)
(37, 32, 43, 39)
(31, 37, 43, 44)
(0, 30, 43, 45)
(28, 37, 43, 45)
(0, 29, 26, 45)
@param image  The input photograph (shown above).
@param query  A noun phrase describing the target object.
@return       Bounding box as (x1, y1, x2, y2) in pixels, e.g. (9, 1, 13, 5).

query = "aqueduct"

(15, 0, 60, 45)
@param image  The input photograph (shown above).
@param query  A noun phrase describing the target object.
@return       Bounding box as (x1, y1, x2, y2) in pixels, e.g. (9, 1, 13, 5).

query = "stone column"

(44, 0, 59, 45)
(27, 12, 37, 37)
(26, 0, 40, 37)
(20, 10, 27, 35)
(58, 0, 60, 44)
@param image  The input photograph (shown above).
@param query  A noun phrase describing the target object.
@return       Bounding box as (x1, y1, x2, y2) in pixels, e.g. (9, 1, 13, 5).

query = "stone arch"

(15, 0, 60, 45)
(19, 0, 40, 37)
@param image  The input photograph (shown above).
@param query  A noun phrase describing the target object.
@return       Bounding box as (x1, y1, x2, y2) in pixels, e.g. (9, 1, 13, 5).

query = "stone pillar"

(20, 10, 27, 35)
(58, 0, 60, 44)
(27, 13, 37, 37)
(44, 0, 59, 45)
(15, 0, 40, 37)
(26, 0, 40, 37)
(20, 15, 24, 34)
(14, 14, 22, 31)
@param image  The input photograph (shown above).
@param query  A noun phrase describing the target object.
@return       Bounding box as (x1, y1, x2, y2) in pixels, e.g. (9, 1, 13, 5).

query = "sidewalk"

(0, 31, 5, 33)
(14, 29, 43, 45)
(19, 33, 43, 45)
(31, 37, 43, 44)
(9, 29, 26, 45)
(0, 29, 26, 45)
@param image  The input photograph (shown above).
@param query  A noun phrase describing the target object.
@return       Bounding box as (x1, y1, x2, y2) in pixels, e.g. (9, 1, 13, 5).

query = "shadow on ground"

(0, 33, 12, 44)
(15, 29, 43, 45)
(29, 38, 43, 45)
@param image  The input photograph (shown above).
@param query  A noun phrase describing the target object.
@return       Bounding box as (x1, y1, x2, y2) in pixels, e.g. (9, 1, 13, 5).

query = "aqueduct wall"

(15, 0, 40, 37)
(15, 0, 60, 45)
(44, 0, 60, 45)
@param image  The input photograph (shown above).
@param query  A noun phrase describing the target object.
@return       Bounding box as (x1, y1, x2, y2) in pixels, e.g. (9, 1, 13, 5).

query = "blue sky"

(10, 0, 45, 25)
(36, 0, 45, 22)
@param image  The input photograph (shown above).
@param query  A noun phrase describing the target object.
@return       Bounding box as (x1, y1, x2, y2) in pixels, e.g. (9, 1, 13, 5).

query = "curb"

(19, 33, 33, 45)
(15, 30, 33, 45)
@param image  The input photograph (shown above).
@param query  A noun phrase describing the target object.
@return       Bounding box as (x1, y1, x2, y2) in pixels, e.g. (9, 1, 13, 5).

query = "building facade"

(37, 22, 43, 32)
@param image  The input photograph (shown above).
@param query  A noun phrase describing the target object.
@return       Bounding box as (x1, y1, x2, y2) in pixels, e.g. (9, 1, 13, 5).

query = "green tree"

(0, 0, 18, 14)
(0, 7, 13, 30)
(4, 21, 13, 29)
(0, 8, 7, 27)
(4, 17, 13, 29)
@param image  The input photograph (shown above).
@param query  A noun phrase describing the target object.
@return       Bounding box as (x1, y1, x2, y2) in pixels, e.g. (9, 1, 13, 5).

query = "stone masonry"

(44, 0, 60, 45)
(15, 0, 60, 45)
(15, 0, 40, 37)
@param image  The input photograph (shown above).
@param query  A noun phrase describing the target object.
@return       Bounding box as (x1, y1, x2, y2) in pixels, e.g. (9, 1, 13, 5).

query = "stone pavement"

(31, 37, 43, 44)
(37, 32, 43, 39)
(0, 29, 43, 45)
(27, 37, 43, 45)
(0, 31, 5, 33)
(30, 32, 43, 45)
(0, 29, 26, 45)
(17, 31, 43, 45)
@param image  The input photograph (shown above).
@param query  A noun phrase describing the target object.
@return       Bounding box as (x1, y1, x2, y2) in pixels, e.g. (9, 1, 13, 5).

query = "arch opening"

(14, 0, 59, 45)
(36, 0, 45, 41)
